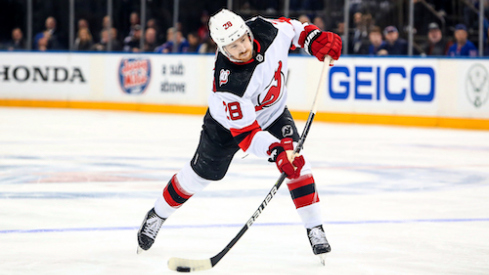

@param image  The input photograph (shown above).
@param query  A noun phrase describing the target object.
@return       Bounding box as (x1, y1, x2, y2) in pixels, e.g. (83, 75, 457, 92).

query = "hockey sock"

(287, 174, 323, 228)
(287, 174, 319, 208)
(154, 162, 212, 218)
(297, 203, 323, 229)
(155, 174, 194, 218)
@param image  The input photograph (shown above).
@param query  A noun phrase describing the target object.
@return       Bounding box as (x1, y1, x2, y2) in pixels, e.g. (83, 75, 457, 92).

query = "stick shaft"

(295, 56, 331, 154)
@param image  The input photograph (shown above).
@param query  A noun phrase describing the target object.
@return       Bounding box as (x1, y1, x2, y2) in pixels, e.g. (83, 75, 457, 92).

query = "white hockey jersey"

(208, 17, 307, 158)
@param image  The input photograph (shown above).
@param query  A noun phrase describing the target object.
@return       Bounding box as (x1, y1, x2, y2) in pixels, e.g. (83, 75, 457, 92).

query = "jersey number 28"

(223, 101, 243, 120)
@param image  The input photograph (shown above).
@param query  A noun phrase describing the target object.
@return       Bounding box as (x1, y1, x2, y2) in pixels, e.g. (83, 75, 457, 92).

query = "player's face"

(224, 34, 253, 62)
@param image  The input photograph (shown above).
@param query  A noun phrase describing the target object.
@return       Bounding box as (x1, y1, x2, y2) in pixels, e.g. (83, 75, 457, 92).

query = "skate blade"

(137, 246, 144, 255)
(319, 254, 326, 266)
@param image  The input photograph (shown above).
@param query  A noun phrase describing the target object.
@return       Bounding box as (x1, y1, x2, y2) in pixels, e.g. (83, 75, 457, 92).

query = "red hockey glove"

(267, 138, 305, 179)
(298, 25, 342, 62)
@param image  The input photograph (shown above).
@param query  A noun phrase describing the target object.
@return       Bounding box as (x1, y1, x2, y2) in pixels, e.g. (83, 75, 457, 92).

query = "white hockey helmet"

(209, 9, 254, 61)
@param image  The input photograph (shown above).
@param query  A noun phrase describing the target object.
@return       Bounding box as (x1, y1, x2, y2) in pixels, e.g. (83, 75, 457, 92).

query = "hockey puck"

(176, 266, 191, 273)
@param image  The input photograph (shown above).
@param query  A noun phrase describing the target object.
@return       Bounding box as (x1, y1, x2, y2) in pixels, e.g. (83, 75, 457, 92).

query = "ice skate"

(137, 208, 166, 254)
(307, 225, 331, 265)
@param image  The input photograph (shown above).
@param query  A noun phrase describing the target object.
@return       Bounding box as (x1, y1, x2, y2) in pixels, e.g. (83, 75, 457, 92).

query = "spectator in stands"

(77, 19, 92, 46)
(147, 18, 164, 44)
(110, 28, 122, 51)
(127, 12, 140, 37)
(351, 12, 371, 55)
(198, 36, 217, 54)
(98, 16, 122, 50)
(423, 22, 449, 56)
(33, 16, 61, 50)
(146, 18, 157, 30)
(379, 25, 408, 55)
(176, 31, 190, 52)
(155, 29, 190, 53)
(155, 27, 176, 53)
(46, 16, 61, 48)
(96, 15, 111, 43)
(5, 28, 25, 50)
(143, 28, 157, 52)
(368, 26, 385, 55)
(74, 28, 93, 51)
(91, 28, 121, 51)
(102, 15, 111, 30)
(154, 27, 191, 53)
(91, 30, 106, 51)
(187, 32, 201, 53)
(37, 32, 50, 51)
(123, 24, 142, 52)
(313, 16, 326, 30)
(447, 24, 478, 57)
(197, 11, 210, 41)
(78, 19, 89, 31)
(336, 21, 346, 42)
(298, 14, 311, 24)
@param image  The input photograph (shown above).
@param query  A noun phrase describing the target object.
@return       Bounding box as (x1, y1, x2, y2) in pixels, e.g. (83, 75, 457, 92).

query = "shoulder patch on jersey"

(213, 52, 257, 97)
(219, 69, 230, 86)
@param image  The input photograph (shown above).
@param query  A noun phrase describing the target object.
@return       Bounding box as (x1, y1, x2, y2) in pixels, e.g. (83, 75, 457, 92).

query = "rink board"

(0, 52, 488, 129)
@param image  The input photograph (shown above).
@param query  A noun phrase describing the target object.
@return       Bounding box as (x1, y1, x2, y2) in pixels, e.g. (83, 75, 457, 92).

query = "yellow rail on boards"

(1, 99, 488, 130)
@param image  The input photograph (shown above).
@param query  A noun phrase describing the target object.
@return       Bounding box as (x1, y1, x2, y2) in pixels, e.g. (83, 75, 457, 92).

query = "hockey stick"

(168, 56, 333, 272)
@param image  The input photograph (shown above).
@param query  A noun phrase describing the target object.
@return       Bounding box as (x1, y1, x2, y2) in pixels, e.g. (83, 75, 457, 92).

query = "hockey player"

(137, 9, 342, 261)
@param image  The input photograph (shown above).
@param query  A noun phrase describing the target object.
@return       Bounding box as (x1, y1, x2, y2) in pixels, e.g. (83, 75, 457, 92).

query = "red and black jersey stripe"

(163, 174, 193, 208)
(287, 174, 320, 209)
(230, 120, 261, 151)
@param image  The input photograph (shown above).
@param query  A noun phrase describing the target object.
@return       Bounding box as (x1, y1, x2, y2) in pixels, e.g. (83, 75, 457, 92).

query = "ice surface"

(1, 107, 488, 275)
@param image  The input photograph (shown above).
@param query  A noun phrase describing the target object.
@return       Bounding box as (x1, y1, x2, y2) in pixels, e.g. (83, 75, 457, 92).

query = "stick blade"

(168, 257, 213, 272)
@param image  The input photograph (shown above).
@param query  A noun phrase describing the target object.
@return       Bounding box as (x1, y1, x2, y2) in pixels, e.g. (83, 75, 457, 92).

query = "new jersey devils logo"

(255, 61, 284, 111)
(219, 69, 230, 86)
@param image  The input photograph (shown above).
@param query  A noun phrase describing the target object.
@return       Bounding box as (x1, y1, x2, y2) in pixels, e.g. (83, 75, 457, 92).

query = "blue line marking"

(1, 218, 488, 234)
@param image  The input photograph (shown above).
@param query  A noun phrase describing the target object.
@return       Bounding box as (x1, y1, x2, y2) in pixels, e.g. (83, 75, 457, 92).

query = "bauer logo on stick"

(118, 58, 151, 94)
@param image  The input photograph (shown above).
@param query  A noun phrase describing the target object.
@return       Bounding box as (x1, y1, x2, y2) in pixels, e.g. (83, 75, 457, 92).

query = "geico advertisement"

(324, 58, 439, 115)
(0, 53, 90, 98)
(105, 54, 209, 105)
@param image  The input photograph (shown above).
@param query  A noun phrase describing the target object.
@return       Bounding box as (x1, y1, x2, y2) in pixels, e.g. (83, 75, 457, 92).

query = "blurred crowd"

(1, 12, 217, 54)
(0, 0, 487, 57)
(340, 11, 481, 57)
